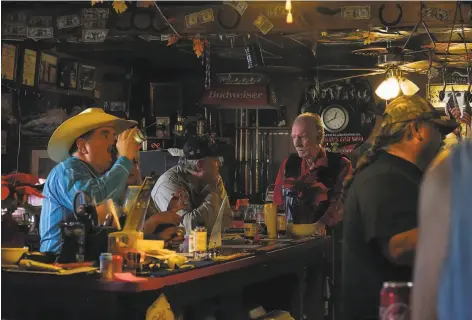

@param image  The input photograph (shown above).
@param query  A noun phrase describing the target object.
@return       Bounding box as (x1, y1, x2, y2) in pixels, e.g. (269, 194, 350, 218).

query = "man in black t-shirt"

(341, 95, 458, 320)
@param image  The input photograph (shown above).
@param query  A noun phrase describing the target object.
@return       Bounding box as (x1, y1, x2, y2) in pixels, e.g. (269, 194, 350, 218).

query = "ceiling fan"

(314, 45, 442, 85)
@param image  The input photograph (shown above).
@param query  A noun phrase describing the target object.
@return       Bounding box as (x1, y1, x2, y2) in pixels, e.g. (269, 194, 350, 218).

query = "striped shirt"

(39, 156, 132, 253)
(151, 165, 232, 235)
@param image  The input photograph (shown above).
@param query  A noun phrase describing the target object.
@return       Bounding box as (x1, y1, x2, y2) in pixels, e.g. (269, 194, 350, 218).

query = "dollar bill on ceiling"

(341, 6, 371, 20)
(3, 24, 27, 37)
(27, 27, 54, 39)
(185, 8, 215, 28)
(82, 8, 109, 20)
(266, 5, 286, 18)
(83, 18, 107, 29)
(82, 29, 108, 43)
(223, 1, 248, 16)
(57, 15, 81, 29)
(254, 15, 273, 35)
(28, 16, 53, 28)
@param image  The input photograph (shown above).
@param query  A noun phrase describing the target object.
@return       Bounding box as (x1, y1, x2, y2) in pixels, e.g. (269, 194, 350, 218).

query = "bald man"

(273, 112, 352, 234)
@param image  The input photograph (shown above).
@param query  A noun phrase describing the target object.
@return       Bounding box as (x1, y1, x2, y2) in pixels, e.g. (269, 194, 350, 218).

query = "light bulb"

(399, 78, 419, 96)
(286, 12, 293, 24)
(375, 77, 400, 100)
(285, 0, 292, 11)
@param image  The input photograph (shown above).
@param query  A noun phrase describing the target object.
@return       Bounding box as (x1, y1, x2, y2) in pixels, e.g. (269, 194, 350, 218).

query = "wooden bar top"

(2, 237, 330, 293)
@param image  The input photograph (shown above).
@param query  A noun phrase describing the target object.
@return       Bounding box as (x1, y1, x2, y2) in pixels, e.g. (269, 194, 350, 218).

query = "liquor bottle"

(244, 207, 258, 240)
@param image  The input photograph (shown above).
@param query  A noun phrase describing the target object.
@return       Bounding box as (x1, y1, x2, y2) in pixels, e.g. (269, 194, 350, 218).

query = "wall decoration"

(27, 27, 53, 39)
(266, 5, 286, 18)
(155, 117, 171, 138)
(82, 29, 108, 43)
(82, 8, 109, 20)
(253, 14, 273, 34)
(57, 14, 81, 29)
(39, 53, 57, 85)
(185, 8, 215, 28)
(224, 1, 248, 16)
(427, 84, 470, 109)
(342, 6, 371, 20)
(1, 44, 17, 81)
(3, 24, 27, 37)
(58, 60, 78, 89)
(422, 7, 450, 21)
(28, 16, 52, 27)
(78, 64, 96, 91)
(22, 49, 37, 86)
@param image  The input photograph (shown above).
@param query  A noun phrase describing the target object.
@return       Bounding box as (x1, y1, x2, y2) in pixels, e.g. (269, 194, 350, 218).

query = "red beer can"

(379, 282, 413, 320)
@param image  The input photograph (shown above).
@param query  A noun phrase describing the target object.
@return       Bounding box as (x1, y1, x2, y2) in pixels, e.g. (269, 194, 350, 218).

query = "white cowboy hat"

(48, 108, 137, 163)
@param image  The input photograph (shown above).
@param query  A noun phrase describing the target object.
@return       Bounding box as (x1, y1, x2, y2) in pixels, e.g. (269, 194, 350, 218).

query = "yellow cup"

(264, 203, 277, 239)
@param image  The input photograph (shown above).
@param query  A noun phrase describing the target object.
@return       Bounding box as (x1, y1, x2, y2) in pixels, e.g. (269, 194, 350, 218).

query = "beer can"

(379, 282, 412, 320)
(133, 128, 147, 144)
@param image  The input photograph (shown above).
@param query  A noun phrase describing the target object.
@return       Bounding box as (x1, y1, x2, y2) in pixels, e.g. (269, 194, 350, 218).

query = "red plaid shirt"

(273, 148, 352, 226)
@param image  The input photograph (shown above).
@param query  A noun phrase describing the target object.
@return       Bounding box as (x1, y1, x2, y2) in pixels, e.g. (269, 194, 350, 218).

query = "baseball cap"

(183, 137, 219, 160)
(381, 95, 458, 135)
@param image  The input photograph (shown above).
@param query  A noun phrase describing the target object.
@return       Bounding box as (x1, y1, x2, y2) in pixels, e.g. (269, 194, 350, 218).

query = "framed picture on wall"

(39, 52, 58, 85)
(155, 116, 171, 138)
(78, 64, 95, 91)
(1, 43, 17, 81)
(22, 48, 37, 86)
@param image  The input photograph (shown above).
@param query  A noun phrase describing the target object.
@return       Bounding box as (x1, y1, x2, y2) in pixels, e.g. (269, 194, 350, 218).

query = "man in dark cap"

(151, 137, 232, 237)
(341, 95, 458, 320)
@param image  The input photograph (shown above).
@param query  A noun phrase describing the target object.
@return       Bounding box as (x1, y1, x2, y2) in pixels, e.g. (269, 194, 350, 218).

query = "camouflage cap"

(381, 95, 458, 135)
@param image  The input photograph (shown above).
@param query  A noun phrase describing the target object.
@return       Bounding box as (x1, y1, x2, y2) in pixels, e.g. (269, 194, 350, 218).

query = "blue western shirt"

(39, 156, 132, 253)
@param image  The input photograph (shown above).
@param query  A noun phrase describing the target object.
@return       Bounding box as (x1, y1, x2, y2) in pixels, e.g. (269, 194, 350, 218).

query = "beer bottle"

(244, 207, 257, 240)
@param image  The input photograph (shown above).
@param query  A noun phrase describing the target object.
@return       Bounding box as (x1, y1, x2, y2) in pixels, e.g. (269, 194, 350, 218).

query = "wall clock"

(321, 105, 350, 133)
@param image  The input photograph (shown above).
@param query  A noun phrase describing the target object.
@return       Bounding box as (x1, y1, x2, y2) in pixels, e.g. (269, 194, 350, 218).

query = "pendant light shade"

(375, 77, 400, 100)
(399, 78, 420, 96)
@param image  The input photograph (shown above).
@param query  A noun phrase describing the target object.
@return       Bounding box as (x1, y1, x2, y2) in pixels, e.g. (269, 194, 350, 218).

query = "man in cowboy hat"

(39, 108, 140, 253)
(341, 95, 458, 320)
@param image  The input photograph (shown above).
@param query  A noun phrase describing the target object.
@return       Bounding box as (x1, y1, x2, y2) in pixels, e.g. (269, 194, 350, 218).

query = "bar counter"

(2, 237, 329, 320)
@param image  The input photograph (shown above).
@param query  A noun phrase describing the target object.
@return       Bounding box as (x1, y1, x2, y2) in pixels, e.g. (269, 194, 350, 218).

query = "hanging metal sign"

(185, 8, 215, 28)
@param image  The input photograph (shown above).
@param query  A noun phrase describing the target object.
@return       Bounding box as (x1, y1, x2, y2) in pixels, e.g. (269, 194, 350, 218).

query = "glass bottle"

(193, 225, 208, 260)
(244, 207, 258, 240)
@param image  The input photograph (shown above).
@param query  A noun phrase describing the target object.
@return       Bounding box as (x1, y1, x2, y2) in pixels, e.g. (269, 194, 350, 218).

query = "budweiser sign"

(201, 86, 268, 106)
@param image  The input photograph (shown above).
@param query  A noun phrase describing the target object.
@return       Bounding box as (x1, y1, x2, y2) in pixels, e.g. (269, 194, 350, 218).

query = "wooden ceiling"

(2, 1, 472, 72)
